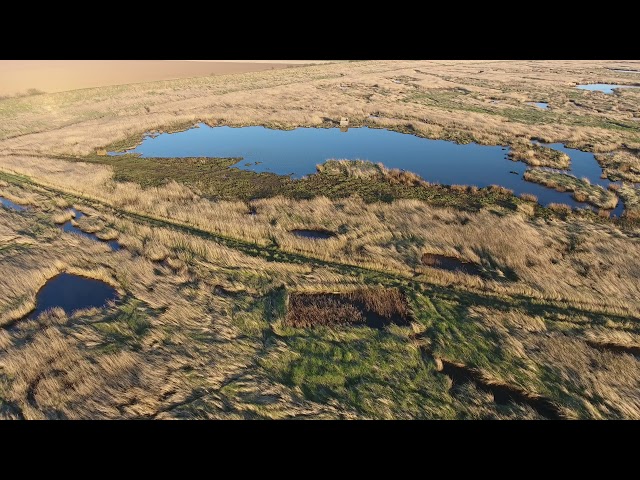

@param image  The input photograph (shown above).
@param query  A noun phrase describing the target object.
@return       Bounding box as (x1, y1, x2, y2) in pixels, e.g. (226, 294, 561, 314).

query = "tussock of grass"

(596, 150, 640, 183)
(142, 239, 170, 262)
(520, 193, 538, 202)
(616, 184, 640, 220)
(95, 228, 118, 241)
(318, 159, 427, 187)
(510, 142, 571, 168)
(488, 185, 514, 195)
(582, 327, 640, 352)
(547, 203, 573, 214)
(0, 187, 40, 207)
(74, 215, 105, 234)
(524, 169, 618, 209)
(53, 198, 70, 209)
(52, 209, 75, 224)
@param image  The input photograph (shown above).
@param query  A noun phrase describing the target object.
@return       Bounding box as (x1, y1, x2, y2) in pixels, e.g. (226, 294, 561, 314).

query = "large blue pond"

(112, 124, 624, 214)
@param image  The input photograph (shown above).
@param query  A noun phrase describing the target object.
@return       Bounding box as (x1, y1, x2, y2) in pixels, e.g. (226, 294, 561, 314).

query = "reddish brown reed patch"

(285, 288, 413, 330)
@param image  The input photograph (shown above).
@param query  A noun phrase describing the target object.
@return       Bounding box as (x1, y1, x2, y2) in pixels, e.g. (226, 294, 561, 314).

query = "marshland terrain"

(1, 60, 639, 419)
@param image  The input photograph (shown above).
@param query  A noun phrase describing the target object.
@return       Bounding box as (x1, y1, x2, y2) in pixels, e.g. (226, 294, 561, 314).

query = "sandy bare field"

(0, 60, 319, 96)
(183, 60, 338, 64)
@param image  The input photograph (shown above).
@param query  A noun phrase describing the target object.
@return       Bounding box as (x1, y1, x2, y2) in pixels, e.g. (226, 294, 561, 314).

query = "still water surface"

(113, 124, 624, 213)
(576, 84, 640, 94)
(0, 197, 26, 211)
(30, 273, 118, 319)
(59, 208, 120, 251)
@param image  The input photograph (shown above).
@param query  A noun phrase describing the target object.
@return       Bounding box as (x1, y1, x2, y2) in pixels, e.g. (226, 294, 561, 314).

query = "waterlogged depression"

(112, 124, 626, 214)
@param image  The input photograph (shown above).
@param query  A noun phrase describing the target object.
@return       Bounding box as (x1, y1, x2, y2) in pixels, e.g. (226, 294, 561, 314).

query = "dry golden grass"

(0, 156, 114, 207)
(510, 142, 571, 168)
(0, 172, 638, 419)
(0, 326, 167, 419)
(52, 209, 75, 224)
(465, 306, 640, 419)
(3, 163, 640, 318)
(617, 184, 640, 219)
(1, 61, 640, 419)
(0, 197, 360, 419)
(597, 150, 640, 183)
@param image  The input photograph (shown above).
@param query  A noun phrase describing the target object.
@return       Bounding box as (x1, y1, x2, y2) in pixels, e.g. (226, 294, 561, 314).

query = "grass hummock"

(523, 169, 618, 209)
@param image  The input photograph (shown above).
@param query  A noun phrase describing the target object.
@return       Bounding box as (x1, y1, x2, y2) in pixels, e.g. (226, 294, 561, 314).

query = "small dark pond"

(290, 229, 336, 239)
(30, 273, 118, 319)
(438, 359, 563, 420)
(421, 253, 484, 276)
(528, 102, 549, 109)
